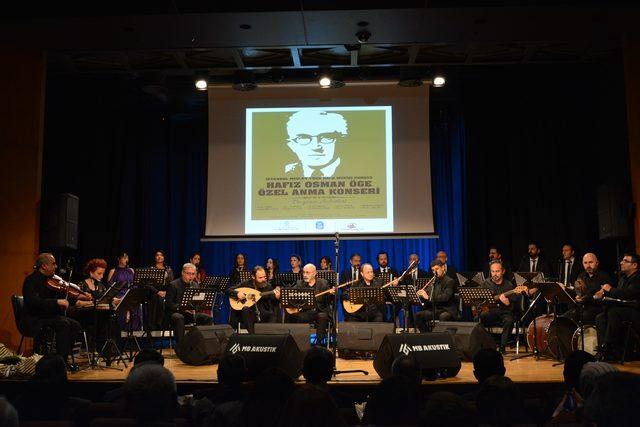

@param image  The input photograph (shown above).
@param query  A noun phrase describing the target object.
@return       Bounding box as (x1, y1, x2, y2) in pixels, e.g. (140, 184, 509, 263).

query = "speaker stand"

(332, 232, 368, 377)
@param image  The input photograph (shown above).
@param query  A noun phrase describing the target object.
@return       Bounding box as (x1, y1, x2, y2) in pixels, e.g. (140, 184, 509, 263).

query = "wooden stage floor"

(68, 349, 640, 385)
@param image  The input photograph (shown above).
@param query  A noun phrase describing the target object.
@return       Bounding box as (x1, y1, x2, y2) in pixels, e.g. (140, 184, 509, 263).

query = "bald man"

(288, 263, 335, 345)
(342, 263, 386, 322)
(562, 253, 612, 324)
(22, 253, 82, 370)
(436, 251, 459, 285)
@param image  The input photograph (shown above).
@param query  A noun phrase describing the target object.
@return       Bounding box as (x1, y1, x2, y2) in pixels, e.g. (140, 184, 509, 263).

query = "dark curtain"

(460, 64, 632, 275)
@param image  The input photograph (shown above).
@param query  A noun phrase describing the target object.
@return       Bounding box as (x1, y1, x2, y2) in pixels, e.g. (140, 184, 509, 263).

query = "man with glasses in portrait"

(284, 109, 348, 178)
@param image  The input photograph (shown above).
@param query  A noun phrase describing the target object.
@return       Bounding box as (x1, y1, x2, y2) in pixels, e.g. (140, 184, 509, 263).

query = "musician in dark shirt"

(72, 258, 121, 354)
(342, 263, 385, 322)
(228, 266, 281, 333)
(230, 253, 248, 285)
(415, 260, 458, 332)
(562, 253, 611, 324)
(374, 251, 399, 278)
(22, 253, 82, 370)
(400, 253, 429, 286)
(595, 253, 640, 359)
(165, 263, 212, 344)
(480, 260, 519, 353)
(287, 263, 335, 345)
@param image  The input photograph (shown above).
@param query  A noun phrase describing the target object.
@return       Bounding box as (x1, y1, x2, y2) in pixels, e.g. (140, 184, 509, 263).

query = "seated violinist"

(72, 258, 121, 356)
(22, 253, 87, 371)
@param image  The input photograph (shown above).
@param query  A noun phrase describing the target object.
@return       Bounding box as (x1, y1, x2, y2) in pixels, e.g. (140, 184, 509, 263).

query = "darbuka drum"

(526, 314, 576, 360)
(572, 325, 599, 355)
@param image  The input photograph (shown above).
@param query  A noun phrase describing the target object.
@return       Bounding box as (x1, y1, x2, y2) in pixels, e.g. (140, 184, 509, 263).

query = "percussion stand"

(511, 289, 547, 361)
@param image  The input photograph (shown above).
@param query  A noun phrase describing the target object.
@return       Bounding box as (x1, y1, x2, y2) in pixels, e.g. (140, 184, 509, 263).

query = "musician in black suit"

(556, 244, 583, 286)
(22, 253, 82, 370)
(165, 263, 212, 344)
(342, 263, 385, 322)
(287, 263, 335, 345)
(436, 250, 460, 286)
(415, 260, 458, 332)
(400, 253, 428, 285)
(374, 251, 399, 278)
(228, 266, 280, 334)
(595, 253, 640, 360)
(562, 253, 612, 324)
(340, 253, 362, 283)
(480, 260, 519, 354)
(517, 242, 552, 278)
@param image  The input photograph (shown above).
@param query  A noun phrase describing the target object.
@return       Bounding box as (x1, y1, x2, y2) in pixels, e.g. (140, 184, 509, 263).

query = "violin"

(45, 275, 93, 301)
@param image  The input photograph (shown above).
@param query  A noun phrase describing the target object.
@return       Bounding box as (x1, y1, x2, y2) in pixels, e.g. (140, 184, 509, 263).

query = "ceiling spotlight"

(432, 75, 446, 88)
(195, 78, 208, 91)
(319, 76, 332, 88)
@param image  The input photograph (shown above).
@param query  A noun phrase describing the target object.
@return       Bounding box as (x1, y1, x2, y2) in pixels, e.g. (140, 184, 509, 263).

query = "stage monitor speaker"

(337, 322, 395, 353)
(224, 334, 303, 380)
(254, 323, 311, 353)
(41, 193, 79, 250)
(597, 185, 632, 240)
(433, 321, 496, 362)
(373, 332, 461, 379)
(177, 324, 234, 366)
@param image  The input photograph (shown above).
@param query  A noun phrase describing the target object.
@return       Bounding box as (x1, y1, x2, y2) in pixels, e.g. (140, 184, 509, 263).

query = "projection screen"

(204, 82, 435, 240)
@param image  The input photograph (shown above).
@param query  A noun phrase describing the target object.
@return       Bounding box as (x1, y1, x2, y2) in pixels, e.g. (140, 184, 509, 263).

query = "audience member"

(475, 375, 526, 427)
(583, 371, 640, 427)
(473, 348, 506, 384)
(278, 384, 347, 427)
(362, 376, 419, 426)
(102, 348, 166, 406)
(549, 350, 596, 424)
(578, 361, 618, 400)
(302, 346, 334, 386)
(14, 353, 90, 421)
(239, 367, 295, 427)
(302, 346, 358, 424)
(391, 354, 422, 387)
(124, 364, 177, 424)
(0, 397, 19, 427)
(421, 392, 476, 427)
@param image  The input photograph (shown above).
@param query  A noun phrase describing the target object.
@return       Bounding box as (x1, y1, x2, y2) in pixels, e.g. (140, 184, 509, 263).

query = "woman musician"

(72, 258, 121, 356)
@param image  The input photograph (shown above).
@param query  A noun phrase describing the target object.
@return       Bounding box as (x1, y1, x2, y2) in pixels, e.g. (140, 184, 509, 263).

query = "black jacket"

(421, 275, 458, 317)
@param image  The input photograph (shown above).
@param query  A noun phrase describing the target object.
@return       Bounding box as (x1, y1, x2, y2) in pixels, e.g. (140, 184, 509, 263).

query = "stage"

(67, 349, 640, 385)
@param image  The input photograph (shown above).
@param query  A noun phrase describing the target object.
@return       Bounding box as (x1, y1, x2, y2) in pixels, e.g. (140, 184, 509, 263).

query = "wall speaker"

(41, 193, 79, 250)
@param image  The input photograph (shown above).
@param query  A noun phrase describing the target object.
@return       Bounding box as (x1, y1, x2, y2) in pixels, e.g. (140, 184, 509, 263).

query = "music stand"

(133, 268, 167, 348)
(238, 271, 252, 283)
(317, 270, 337, 286)
(280, 288, 316, 314)
(513, 272, 545, 286)
(118, 287, 149, 361)
(277, 272, 302, 287)
(386, 285, 420, 332)
(347, 288, 385, 322)
(179, 288, 217, 312)
(201, 276, 230, 312)
(456, 272, 484, 287)
(458, 287, 497, 312)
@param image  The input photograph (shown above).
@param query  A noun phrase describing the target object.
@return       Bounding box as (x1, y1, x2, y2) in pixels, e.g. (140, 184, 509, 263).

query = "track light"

(432, 75, 446, 88)
(319, 76, 332, 88)
(195, 78, 208, 91)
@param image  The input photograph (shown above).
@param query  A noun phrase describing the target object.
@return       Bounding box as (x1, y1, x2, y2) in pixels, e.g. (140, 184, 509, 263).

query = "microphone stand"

(332, 232, 368, 377)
